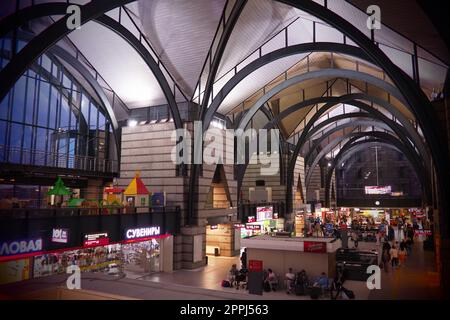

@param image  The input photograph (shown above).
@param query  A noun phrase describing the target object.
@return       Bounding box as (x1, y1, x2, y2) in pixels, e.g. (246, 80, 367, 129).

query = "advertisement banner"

(304, 241, 327, 253)
(256, 206, 273, 221)
(51, 228, 69, 244)
(83, 233, 109, 247)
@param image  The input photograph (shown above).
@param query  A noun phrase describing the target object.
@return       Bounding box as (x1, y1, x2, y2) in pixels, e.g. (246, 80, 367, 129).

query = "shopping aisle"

(368, 240, 442, 299)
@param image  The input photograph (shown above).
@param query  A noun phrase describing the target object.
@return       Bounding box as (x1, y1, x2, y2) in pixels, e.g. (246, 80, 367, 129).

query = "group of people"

(381, 238, 412, 271)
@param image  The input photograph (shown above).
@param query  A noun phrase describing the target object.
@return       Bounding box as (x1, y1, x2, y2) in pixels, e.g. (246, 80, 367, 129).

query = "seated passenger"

(314, 272, 329, 293)
(264, 268, 278, 291)
(285, 268, 295, 294)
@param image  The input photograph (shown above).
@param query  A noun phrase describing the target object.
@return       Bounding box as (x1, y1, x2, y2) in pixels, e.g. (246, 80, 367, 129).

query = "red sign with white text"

(245, 224, 261, 231)
(304, 241, 326, 253)
(83, 238, 110, 247)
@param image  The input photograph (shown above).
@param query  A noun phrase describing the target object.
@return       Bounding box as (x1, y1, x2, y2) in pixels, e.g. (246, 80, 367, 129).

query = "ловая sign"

(0, 238, 43, 257)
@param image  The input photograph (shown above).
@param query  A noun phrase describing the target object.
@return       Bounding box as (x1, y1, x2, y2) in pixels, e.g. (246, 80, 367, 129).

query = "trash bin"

(214, 248, 220, 256)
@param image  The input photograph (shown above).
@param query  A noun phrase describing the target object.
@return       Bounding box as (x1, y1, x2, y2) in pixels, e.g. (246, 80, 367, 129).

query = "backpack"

(221, 280, 231, 287)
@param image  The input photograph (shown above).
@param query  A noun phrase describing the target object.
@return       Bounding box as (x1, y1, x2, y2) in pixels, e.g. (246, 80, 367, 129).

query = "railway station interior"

(0, 0, 449, 300)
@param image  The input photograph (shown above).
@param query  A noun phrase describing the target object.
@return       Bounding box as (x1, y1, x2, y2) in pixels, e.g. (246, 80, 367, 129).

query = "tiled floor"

(0, 239, 442, 300)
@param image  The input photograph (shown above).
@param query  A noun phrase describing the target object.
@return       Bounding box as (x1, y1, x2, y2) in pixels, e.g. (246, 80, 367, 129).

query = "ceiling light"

(128, 120, 138, 127)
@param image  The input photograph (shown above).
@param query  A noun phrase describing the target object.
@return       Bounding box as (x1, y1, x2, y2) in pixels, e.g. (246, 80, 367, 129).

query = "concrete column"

(161, 235, 173, 272)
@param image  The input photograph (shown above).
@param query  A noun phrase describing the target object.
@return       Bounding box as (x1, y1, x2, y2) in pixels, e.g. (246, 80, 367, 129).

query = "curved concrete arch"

(324, 139, 429, 207)
(236, 69, 406, 132)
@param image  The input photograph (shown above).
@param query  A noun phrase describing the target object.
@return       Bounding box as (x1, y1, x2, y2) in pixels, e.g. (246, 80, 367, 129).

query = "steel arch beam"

(0, 2, 183, 129)
(198, 0, 247, 117)
(276, 0, 449, 236)
(305, 131, 420, 189)
(236, 69, 406, 132)
(49, 46, 121, 156)
(0, 48, 89, 131)
(301, 98, 428, 168)
(94, 14, 182, 129)
(304, 118, 392, 166)
(262, 93, 425, 158)
(0, 0, 135, 107)
(324, 139, 429, 207)
(284, 94, 429, 213)
(203, 42, 374, 131)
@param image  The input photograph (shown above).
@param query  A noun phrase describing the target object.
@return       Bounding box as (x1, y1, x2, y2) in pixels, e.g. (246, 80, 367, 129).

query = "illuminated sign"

(210, 225, 218, 230)
(415, 229, 432, 236)
(83, 233, 109, 247)
(125, 226, 161, 240)
(51, 228, 69, 244)
(304, 241, 326, 253)
(256, 206, 273, 221)
(247, 216, 256, 223)
(0, 239, 43, 257)
(365, 186, 392, 194)
(245, 224, 261, 231)
(234, 224, 246, 229)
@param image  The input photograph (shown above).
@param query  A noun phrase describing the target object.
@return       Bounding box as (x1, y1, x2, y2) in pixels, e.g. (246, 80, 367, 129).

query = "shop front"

(0, 210, 178, 283)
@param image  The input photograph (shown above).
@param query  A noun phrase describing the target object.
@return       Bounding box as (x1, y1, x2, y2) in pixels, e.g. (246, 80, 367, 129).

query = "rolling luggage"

(341, 286, 355, 299)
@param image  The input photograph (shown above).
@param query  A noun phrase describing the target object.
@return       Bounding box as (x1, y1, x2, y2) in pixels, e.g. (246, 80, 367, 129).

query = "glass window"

(0, 120, 6, 161)
(37, 82, 50, 127)
(62, 74, 71, 89)
(81, 93, 89, 123)
(60, 97, 70, 130)
(9, 123, 23, 163)
(98, 112, 106, 129)
(25, 76, 35, 125)
(48, 86, 58, 129)
(12, 76, 27, 122)
(89, 103, 98, 129)
(17, 40, 27, 52)
(22, 126, 33, 165)
(0, 93, 9, 120)
(35, 128, 47, 151)
(41, 55, 52, 73)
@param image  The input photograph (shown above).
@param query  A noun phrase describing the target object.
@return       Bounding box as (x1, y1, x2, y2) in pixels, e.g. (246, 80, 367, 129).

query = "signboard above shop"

(245, 224, 261, 231)
(365, 186, 392, 195)
(0, 238, 43, 257)
(304, 241, 327, 253)
(256, 206, 273, 221)
(51, 228, 69, 244)
(83, 233, 109, 247)
(125, 226, 161, 240)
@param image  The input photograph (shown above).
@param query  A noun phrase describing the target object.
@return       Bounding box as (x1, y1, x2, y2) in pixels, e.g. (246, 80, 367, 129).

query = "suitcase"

(310, 286, 321, 299)
(341, 287, 355, 299)
(264, 281, 271, 292)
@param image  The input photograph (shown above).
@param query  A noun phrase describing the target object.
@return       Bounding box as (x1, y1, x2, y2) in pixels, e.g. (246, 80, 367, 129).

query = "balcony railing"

(0, 145, 118, 174)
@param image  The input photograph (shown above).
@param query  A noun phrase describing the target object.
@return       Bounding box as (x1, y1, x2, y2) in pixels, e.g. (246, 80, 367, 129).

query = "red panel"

(304, 241, 326, 253)
(249, 260, 263, 272)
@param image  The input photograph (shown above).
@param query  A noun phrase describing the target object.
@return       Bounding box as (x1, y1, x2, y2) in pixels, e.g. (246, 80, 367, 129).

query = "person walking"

(390, 245, 399, 268)
(381, 247, 391, 272)
(398, 246, 407, 267)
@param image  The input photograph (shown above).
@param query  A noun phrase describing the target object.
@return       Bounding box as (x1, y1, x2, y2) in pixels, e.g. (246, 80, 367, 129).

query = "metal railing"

(0, 145, 118, 174)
